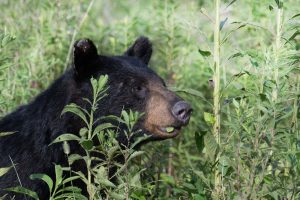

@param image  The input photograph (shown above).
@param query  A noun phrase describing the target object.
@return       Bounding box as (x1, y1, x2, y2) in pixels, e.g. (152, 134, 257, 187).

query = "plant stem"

(273, 5, 282, 101)
(87, 92, 97, 200)
(213, 0, 221, 198)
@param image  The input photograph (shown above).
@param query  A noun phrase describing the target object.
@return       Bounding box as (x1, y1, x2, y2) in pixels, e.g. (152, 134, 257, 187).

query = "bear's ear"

(124, 36, 152, 65)
(73, 39, 98, 77)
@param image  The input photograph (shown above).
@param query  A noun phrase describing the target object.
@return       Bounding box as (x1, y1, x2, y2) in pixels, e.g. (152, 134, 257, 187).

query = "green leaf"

(50, 133, 81, 145)
(274, 0, 283, 8)
(121, 110, 130, 125)
(232, 98, 239, 108)
(286, 31, 300, 43)
(61, 103, 88, 126)
(99, 178, 116, 188)
(195, 131, 206, 153)
(80, 140, 93, 151)
(130, 171, 142, 187)
(68, 154, 83, 165)
(54, 193, 88, 200)
(97, 166, 107, 179)
(128, 151, 144, 163)
(30, 174, 53, 194)
(219, 17, 228, 30)
(5, 186, 39, 200)
(226, 0, 237, 9)
(79, 128, 88, 137)
(228, 52, 243, 60)
(108, 192, 125, 200)
(57, 186, 82, 193)
(166, 127, 174, 133)
(269, 5, 274, 11)
(93, 123, 115, 137)
(90, 77, 98, 96)
(107, 146, 120, 160)
(193, 170, 210, 187)
(97, 75, 109, 92)
(198, 48, 211, 57)
(203, 112, 215, 124)
(160, 174, 176, 185)
(55, 165, 63, 189)
(205, 132, 218, 161)
(0, 166, 12, 177)
(62, 175, 81, 185)
(290, 13, 300, 20)
(0, 132, 16, 137)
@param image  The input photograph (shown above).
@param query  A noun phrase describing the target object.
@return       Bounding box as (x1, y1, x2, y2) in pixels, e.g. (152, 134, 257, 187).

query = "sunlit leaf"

(204, 112, 215, 124)
(0, 132, 16, 137)
(0, 167, 12, 177)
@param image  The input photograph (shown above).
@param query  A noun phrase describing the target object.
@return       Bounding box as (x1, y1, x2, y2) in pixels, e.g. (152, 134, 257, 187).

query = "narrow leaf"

(195, 132, 206, 153)
(0, 166, 12, 177)
(61, 103, 88, 126)
(228, 52, 243, 60)
(93, 123, 115, 137)
(50, 133, 81, 145)
(97, 75, 109, 92)
(55, 165, 63, 188)
(0, 132, 16, 137)
(62, 175, 81, 185)
(128, 151, 144, 163)
(290, 13, 300, 20)
(198, 48, 211, 57)
(226, 0, 237, 9)
(220, 17, 228, 30)
(68, 154, 83, 165)
(30, 174, 53, 194)
(99, 178, 116, 188)
(5, 187, 39, 200)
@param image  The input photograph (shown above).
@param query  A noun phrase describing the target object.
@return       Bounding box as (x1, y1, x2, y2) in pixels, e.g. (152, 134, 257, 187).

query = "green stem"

(213, 0, 221, 198)
(87, 92, 97, 200)
(273, 5, 282, 101)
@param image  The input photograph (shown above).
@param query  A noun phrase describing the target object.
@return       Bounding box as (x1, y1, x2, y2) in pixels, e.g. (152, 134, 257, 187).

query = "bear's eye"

(132, 86, 147, 98)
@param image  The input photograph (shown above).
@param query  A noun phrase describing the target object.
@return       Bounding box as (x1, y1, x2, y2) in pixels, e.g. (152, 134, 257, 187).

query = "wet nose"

(172, 101, 192, 124)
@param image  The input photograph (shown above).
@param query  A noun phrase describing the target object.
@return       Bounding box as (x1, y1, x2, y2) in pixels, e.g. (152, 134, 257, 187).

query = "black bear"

(0, 37, 192, 199)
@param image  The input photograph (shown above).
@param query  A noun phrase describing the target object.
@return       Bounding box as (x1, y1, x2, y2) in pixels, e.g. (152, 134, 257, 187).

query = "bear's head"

(71, 37, 192, 141)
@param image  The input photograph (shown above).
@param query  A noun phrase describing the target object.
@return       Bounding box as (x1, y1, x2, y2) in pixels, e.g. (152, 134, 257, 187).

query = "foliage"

(0, 0, 299, 199)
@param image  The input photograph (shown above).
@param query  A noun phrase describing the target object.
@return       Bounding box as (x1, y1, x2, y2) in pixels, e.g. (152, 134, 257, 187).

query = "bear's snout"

(171, 101, 192, 125)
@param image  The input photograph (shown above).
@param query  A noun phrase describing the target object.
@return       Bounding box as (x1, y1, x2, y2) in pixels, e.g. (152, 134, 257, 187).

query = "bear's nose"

(172, 101, 192, 124)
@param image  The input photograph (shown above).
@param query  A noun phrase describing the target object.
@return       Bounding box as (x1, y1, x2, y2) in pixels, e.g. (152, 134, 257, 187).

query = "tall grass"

(212, 0, 221, 198)
(0, 0, 299, 199)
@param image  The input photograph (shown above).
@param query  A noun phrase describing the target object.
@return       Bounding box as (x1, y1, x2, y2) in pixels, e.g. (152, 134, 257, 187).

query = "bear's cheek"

(142, 93, 179, 138)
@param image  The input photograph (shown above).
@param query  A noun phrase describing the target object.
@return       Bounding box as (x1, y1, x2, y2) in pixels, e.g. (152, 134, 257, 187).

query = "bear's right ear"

(73, 39, 98, 78)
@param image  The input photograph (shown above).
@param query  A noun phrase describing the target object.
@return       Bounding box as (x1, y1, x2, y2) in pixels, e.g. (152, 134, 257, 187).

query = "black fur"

(0, 37, 176, 199)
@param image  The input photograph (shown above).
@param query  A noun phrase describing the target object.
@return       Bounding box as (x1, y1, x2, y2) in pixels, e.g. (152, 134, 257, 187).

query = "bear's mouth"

(154, 125, 182, 138)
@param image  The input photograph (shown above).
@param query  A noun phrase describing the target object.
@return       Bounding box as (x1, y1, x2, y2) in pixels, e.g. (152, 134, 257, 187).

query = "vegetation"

(0, 0, 299, 199)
